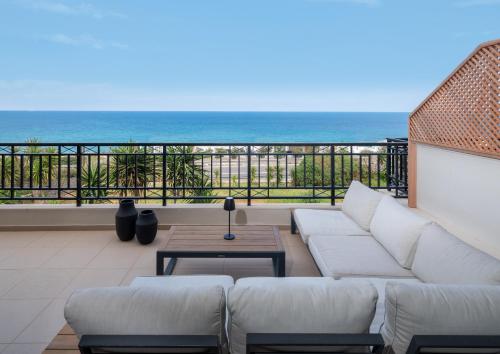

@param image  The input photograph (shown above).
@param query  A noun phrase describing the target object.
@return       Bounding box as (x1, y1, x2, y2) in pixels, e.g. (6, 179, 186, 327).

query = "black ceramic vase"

(115, 199, 138, 241)
(136, 210, 158, 245)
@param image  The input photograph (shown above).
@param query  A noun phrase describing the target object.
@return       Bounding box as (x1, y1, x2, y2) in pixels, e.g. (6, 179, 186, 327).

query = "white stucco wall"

(416, 144, 500, 258)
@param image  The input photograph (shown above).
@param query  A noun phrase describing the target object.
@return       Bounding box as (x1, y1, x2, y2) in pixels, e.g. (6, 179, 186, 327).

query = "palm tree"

(110, 144, 156, 198)
(164, 146, 210, 201)
(0, 149, 20, 203)
(23, 138, 57, 200)
(81, 161, 108, 203)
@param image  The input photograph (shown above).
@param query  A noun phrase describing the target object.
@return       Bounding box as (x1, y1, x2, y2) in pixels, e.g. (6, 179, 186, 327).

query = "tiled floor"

(0, 227, 319, 354)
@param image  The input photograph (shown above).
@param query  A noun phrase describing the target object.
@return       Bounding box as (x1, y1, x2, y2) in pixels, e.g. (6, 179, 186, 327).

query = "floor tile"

(64, 232, 113, 248)
(0, 249, 18, 263)
(4, 269, 80, 299)
(0, 248, 60, 269)
(172, 267, 226, 276)
(2, 343, 48, 354)
(224, 258, 273, 268)
(131, 248, 158, 268)
(15, 298, 67, 344)
(27, 233, 77, 249)
(0, 270, 29, 297)
(86, 246, 144, 269)
(58, 268, 129, 299)
(0, 232, 42, 248)
(0, 299, 50, 343)
(290, 263, 321, 276)
(121, 267, 156, 285)
(175, 257, 226, 268)
(42, 248, 101, 268)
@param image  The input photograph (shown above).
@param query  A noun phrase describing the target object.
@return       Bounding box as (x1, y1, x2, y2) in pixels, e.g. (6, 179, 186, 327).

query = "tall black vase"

(115, 199, 138, 241)
(136, 210, 158, 245)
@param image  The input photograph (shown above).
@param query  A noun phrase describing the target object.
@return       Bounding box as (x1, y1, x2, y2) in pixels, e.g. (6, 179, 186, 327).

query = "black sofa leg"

(291, 212, 297, 234)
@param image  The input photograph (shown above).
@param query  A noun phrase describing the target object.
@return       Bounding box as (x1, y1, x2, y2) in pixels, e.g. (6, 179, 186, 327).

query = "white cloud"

(19, 0, 127, 19)
(454, 0, 500, 7)
(306, 0, 380, 7)
(40, 34, 128, 50)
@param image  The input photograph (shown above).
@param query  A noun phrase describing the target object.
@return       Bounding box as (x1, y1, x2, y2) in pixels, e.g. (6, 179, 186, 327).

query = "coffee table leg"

(156, 254, 165, 275)
(273, 254, 286, 277)
(164, 257, 178, 275)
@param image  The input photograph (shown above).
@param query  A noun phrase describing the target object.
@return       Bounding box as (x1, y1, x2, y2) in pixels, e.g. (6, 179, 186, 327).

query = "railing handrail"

(0, 141, 408, 206)
(0, 141, 408, 147)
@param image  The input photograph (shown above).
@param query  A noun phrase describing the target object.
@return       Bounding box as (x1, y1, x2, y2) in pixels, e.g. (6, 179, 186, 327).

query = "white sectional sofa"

(64, 180, 500, 354)
(293, 180, 500, 334)
(65, 275, 500, 354)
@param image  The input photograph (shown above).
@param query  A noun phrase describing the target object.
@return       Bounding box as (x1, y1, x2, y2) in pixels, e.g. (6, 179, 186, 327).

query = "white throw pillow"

(227, 277, 377, 354)
(412, 223, 500, 284)
(370, 196, 431, 268)
(65, 286, 228, 350)
(381, 282, 500, 354)
(342, 180, 383, 231)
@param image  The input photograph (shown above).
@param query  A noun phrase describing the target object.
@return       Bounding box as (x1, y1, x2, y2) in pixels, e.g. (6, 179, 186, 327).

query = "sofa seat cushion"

(347, 277, 422, 334)
(412, 224, 500, 284)
(370, 196, 431, 269)
(227, 277, 378, 354)
(308, 236, 414, 279)
(293, 209, 370, 244)
(342, 180, 383, 231)
(381, 282, 500, 354)
(65, 285, 228, 349)
(130, 275, 235, 295)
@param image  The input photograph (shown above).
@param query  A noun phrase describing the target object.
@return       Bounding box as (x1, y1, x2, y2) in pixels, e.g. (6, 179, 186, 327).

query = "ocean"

(0, 111, 408, 143)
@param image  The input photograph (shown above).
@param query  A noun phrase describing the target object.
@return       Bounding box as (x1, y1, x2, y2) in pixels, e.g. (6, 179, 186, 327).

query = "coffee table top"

(160, 225, 284, 253)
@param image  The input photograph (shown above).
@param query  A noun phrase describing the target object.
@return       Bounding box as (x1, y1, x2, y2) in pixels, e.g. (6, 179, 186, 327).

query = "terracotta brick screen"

(408, 39, 500, 207)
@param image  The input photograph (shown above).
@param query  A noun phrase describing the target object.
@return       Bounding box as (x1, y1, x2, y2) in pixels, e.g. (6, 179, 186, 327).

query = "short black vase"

(115, 199, 138, 241)
(136, 210, 158, 245)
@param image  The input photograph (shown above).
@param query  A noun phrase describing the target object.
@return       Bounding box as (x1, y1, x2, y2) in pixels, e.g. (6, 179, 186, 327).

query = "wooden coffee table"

(156, 225, 286, 277)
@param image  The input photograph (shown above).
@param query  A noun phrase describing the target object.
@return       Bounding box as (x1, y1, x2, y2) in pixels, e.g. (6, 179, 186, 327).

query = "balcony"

(0, 39, 499, 354)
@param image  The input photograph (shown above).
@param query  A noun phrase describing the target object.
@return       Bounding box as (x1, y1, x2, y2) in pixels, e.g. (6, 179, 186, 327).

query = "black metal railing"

(0, 141, 408, 206)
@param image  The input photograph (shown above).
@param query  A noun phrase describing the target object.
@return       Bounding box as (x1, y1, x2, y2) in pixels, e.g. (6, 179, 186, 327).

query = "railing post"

(76, 145, 82, 207)
(330, 145, 335, 206)
(386, 143, 392, 192)
(394, 146, 399, 197)
(162, 145, 167, 206)
(247, 145, 251, 206)
(312, 146, 316, 199)
(10, 145, 15, 200)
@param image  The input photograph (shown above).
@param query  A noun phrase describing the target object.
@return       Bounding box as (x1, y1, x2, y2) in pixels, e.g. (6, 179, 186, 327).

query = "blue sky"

(0, 0, 498, 111)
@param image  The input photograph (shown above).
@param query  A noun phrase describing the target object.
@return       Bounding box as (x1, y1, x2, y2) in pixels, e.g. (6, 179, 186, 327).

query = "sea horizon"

(0, 111, 408, 143)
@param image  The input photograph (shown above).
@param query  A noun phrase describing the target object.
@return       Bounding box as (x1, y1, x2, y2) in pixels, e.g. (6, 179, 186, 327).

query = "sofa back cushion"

(412, 224, 500, 284)
(227, 277, 377, 354)
(342, 180, 383, 231)
(381, 282, 500, 354)
(65, 286, 227, 350)
(370, 196, 431, 268)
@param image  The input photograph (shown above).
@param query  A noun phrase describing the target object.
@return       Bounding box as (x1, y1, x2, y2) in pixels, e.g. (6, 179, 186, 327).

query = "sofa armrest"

(246, 333, 384, 354)
(406, 335, 500, 354)
(79, 334, 220, 354)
